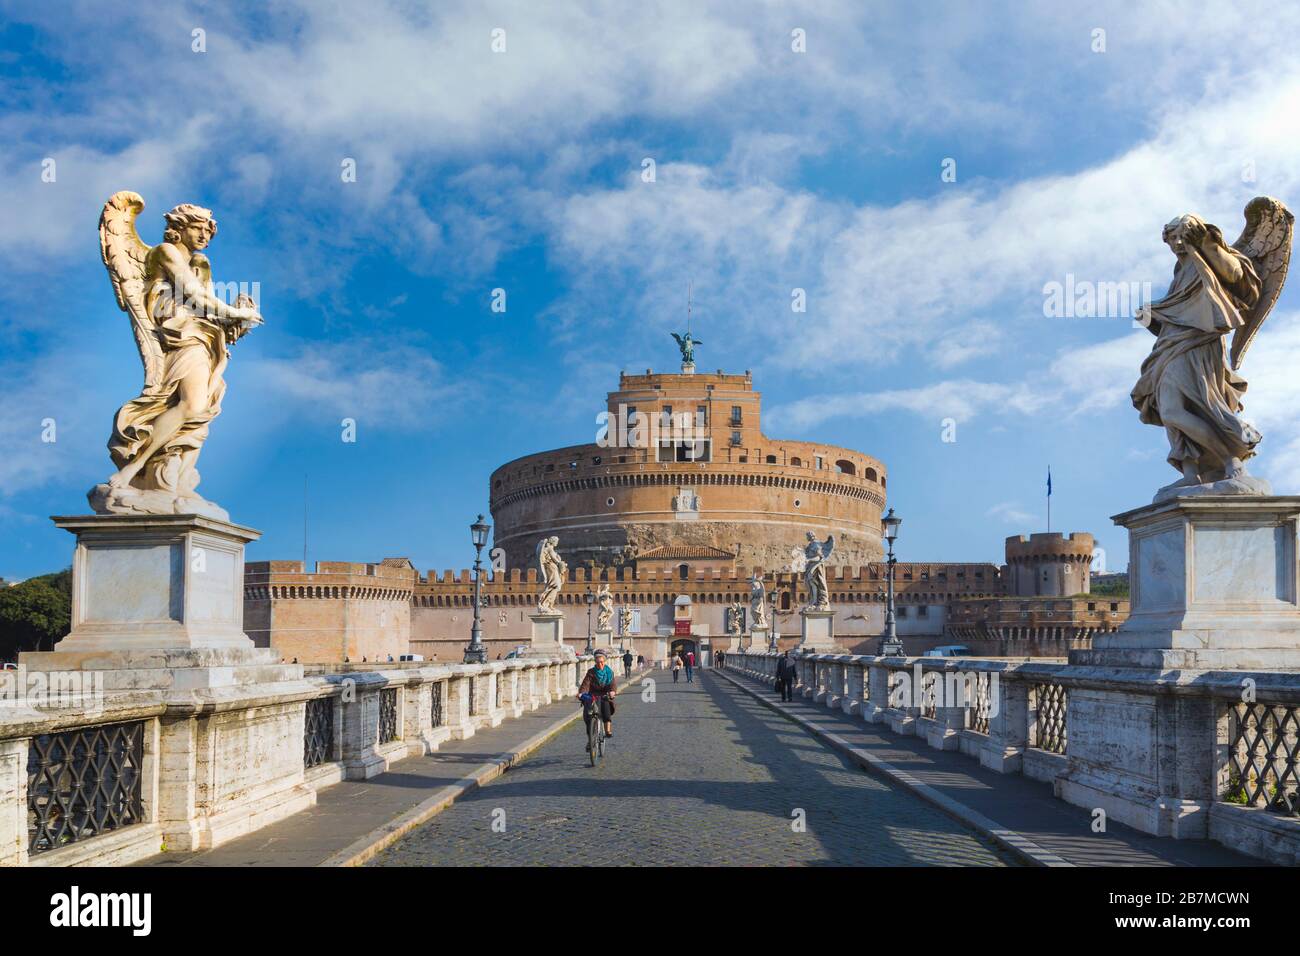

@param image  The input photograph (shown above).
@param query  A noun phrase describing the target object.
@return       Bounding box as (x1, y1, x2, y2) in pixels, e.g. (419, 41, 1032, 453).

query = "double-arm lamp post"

(879, 508, 904, 657)
(463, 514, 491, 664)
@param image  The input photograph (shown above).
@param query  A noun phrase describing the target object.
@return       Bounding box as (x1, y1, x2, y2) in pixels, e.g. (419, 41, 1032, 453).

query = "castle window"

(678, 564, 690, 581)
(697, 405, 707, 427)
(897, 606, 907, 618)
(790, 457, 802, 466)
(1110, 602, 1119, 612)
(545, 464, 554, 472)
(815, 456, 824, 470)
(834, 459, 855, 476)
(917, 605, 928, 618)
(793, 499, 802, 508)
(781, 592, 791, 610)
(730, 431, 742, 446)
(738, 455, 747, 462)
(865, 467, 878, 482)
(592, 456, 602, 465)
(765, 454, 777, 464)
(606, 497, 615, 507)
(730, 405, 742, 425)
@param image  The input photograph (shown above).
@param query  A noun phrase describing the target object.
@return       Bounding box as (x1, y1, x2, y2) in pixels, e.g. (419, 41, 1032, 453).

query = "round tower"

(1004, 532, 1094, 597)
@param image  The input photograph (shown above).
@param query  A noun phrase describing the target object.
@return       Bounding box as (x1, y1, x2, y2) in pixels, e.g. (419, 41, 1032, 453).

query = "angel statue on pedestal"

(535, 536, 567, 613)
(727, 601, 744, 636)
(595, 583, 614, 631)
(803, 532, 834, 610)
(619, 605, 633, 635)
(748, 572, 768, 629)
(1132, 196, 1293, 502)
(91, 192, 263, 520)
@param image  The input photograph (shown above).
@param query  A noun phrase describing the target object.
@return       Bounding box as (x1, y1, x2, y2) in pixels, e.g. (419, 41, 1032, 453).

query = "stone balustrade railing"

(1, 655, 591, 867)
(727, 649, 1300, 865)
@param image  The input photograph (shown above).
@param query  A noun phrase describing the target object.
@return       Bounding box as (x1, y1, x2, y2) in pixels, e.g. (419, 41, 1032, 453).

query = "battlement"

(1005, 532, 1095, 562)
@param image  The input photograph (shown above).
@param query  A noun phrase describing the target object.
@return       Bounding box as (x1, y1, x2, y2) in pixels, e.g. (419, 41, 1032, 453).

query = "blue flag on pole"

(1047, 467, 1052, 497)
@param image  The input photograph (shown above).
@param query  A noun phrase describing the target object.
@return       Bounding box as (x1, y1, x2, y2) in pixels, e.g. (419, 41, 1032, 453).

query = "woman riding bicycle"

(577, 650, 618, 748)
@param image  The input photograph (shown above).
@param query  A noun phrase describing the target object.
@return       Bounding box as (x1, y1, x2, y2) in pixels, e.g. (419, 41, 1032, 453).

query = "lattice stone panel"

(921, 673, 938, 719)
(303, 697, 335, 769)
(430, 682, 444, 728)
(969, 672, 991, 735)
(1033, 682, 1068, 754)
(27, 721, 145, 856)
(378, 688, 399, 744)
(1225, 703, 1300, 816)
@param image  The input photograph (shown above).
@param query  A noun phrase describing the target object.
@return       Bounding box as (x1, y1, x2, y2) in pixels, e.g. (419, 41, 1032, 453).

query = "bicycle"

(580, 692, 609, 766)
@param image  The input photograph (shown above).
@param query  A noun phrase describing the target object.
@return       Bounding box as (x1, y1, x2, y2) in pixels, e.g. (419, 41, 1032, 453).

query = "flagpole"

(1047, 466, 1052, 533)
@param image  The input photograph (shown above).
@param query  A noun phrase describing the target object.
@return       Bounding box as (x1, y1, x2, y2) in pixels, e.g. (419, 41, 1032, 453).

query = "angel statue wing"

(822, 534, 835, 561)
(1230, 195, 1294, 370)
(99, 191, 163, 391)
(671, 331, 685, 350)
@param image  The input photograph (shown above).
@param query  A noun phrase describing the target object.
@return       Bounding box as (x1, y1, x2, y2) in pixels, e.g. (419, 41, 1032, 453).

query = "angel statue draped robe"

(803, 532, 834, 610)
(92, 192, 263, 519)
(1131, 198, 1292, 501)
(535, 536, 567, 613)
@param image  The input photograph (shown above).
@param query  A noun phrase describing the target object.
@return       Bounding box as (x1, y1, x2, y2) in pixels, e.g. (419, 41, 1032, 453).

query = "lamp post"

(879, 508, 904, 657)
(584, 587, 595, 655)
(768, 589, 780, 652)
(463, 514, 491, 664)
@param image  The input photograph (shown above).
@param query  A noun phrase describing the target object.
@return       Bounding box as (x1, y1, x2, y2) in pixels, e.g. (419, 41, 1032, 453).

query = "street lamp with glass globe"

(463, 514, 491, 664)
(879, 508, 904, 657)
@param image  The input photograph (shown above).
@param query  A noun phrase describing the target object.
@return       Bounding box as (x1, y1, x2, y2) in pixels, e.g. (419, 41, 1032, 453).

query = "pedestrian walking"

(622, 648, 634, 678)
(775, 650, 797, 702)
(684, 650, 695, 683)
(672, 655, 682, 683)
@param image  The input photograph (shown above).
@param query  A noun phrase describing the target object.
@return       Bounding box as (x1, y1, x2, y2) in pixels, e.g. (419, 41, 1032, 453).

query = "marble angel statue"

(803, 532, 834, 610)
(619, 605, 633, 635)
(1133, 196, 1292, 501)
(595, 583, 614, 631)
(91, 191, 263, 519)
(535, 536, 567, 613)
(748, 572, 768, 629)
(727, 601, 744, 635)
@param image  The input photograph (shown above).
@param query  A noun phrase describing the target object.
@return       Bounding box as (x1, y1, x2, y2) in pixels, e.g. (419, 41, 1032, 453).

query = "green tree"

(0, 568, 72, 661)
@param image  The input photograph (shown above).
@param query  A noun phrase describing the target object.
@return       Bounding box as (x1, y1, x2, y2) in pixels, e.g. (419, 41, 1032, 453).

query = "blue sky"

(3, 1, 1300, 580)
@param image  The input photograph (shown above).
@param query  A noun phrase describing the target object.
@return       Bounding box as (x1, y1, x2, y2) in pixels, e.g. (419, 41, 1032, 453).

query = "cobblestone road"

(371, 669, 1015, 866)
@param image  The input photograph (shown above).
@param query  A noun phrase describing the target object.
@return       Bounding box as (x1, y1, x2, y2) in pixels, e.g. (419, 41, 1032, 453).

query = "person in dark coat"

(775, 651, 798, 702)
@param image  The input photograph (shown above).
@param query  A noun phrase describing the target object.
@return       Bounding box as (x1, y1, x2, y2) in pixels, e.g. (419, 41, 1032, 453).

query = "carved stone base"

(523, 613, 576, 659)
(89, 483, 229, 522)
(1153, 473, 1271, 505)
(798, 609, 843, 653)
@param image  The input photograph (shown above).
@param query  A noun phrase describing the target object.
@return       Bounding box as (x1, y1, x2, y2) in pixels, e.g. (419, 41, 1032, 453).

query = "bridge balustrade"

(0, 654, 592, 867)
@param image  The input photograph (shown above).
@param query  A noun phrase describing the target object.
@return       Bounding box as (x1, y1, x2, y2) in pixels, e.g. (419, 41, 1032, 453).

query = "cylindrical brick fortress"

(489, 369, 887, 573)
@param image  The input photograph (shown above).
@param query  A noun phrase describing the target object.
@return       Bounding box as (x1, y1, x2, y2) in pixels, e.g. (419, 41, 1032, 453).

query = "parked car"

(922, 644, 971, 658)
(503, 644, 531, 660)
(1, 662, 17, 671)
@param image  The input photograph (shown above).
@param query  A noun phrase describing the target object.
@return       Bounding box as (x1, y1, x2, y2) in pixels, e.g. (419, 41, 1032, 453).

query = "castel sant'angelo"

(245, 343, 1129, 664)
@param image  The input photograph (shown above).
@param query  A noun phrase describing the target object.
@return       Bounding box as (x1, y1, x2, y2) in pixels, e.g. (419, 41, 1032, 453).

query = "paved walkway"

(370, 670, 1014, 865)
(714, 668, 1256, 867)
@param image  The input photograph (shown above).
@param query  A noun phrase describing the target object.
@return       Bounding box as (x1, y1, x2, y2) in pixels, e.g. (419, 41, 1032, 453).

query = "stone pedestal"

(749, 627, 771, 652)
(1058, 494, 1300, 840)
(1072, 495, 1300, 670)
(521, 612, 576, 659)
(22, 513, 302, 692)
(593, 630, 614, 654)
(797, 609, 842, 653)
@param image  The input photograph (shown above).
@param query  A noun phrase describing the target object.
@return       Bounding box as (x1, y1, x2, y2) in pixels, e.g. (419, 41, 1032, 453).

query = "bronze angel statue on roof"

(91, 191, 263, 519)
(1132, 196, 1293, 502)
(670, 330, 701, 366)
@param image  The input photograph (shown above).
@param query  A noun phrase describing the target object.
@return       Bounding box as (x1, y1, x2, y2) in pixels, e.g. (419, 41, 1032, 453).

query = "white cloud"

(987, 502, 1036, 525)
